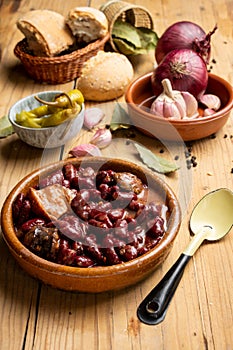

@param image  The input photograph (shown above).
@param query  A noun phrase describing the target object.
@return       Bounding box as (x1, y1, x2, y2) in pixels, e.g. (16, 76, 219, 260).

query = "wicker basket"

(100, 0, 154, 52)
(14, 33, 110, 84)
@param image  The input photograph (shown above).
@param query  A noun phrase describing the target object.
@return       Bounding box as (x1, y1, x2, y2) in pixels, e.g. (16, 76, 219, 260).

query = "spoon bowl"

(190, 188, 233, 240)
(137, 188, 233, 325)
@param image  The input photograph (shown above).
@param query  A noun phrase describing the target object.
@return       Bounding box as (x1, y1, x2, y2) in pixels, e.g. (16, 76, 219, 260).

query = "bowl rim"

(1, 157, 181, 278)
(8, 90, 85, 131)
(125, 72, 233, 124)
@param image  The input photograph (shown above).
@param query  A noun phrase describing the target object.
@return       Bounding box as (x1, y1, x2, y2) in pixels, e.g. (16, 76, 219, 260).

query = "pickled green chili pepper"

(41, 103, 81, 127)
(35, 89, 84, 109)
(22, 118, 42, 128)
(15, 89, 84, 129)
(54, 89, 84, 107)
(16, 110, 42, 128)
(16, 110, 36, 123)
(30, 104, 61, 117)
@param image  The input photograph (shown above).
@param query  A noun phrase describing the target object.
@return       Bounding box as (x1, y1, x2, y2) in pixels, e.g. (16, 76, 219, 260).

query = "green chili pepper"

(16, 111, 42, 128)
(35, 89, 84, 109)
(15, 89, 84, 129)
(30, 104, 61, 117)
(41, 103, 81, 128)
(54, 89, 84, 107)
(16, 110, 36, 123)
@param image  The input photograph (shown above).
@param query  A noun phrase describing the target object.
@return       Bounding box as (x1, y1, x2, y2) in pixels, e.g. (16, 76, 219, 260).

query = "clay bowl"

(8, 91, 84, 148)
(125, 73, 233, 141)
(1, 157, 181, 293)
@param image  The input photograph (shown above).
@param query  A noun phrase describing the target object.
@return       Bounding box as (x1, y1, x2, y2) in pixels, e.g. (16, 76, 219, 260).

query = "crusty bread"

(66, 7, 108, 43)
(17, 10, 74, 57)
(76, 51, 134, 101)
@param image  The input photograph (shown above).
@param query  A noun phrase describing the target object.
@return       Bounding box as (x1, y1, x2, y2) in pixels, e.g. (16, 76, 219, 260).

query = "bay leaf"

(0, 115, 14, 138)
(113, 38, 148, 55)
(112, 20, 158, 55)
(134, 143, 179, 174)
(112, 20, 141, 48)
(137, 27, 158, 50)
(110, 103, 131, 131)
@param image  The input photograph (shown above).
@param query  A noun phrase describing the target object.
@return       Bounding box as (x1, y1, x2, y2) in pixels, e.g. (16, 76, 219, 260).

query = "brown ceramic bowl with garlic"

(1, 157, 181, 293)
(125, 73, 233, 141)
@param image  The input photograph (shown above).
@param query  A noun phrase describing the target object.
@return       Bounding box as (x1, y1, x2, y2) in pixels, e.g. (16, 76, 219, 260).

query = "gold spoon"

(137, 188, 233, 325)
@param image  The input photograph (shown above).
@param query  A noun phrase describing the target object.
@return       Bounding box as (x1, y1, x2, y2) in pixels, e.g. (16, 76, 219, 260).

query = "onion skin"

(155, 21, 217, 64)
(151, 49, 208, 99)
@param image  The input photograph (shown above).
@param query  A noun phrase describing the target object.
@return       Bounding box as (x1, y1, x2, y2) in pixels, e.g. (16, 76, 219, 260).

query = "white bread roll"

(76, 51, 134, 101)
(66, 7, 108, 43)
(17, 10, 74, 57)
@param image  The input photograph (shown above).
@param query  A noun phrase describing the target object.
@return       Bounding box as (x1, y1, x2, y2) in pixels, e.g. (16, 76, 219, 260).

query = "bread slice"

(66, 7, 108, 43)
(17, 9, 75, 57)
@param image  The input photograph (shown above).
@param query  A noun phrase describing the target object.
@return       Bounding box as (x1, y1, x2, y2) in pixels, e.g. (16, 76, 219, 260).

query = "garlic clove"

(83, 107, 105, 129)
(163, 100, 183, 119)
(150, 98, 166, 117)
(199, 94, 221, 111)
(69, 144, 102, 157)
(181, 91, 199, 118)
(203, 108, 216, 116)
(173, 93, 187, 119)
(90, 128, 112, 149)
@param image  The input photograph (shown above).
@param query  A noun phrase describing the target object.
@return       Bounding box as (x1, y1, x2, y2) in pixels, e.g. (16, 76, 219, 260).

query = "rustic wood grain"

(0, 0, 232, 349)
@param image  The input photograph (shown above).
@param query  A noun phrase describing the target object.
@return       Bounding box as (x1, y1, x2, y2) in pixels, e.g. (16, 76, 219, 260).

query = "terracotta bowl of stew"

(1, 157, 181, 293)
(125, 73, 233, 141)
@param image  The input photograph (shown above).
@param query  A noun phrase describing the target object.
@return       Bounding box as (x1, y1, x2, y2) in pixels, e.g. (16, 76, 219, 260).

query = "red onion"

(151, 49, 208, 99)
(155, 21, 217, 64)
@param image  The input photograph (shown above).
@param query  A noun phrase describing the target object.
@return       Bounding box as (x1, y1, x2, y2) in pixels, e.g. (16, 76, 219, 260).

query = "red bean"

(148, 217, 165, 237)
(72, 241, 84, 255)
(114, 219, 129, 239)
(88, 219, 109, 229)
(90, 210, 113, 228)
(63, 163, 79, 185)
(58, 248, 78, 266)
(128, 199, 145, 211)
(21, 218, 46, 233)
(104, 247, 122, 265)
(76, 255, 95, 267)
(18, 199, 32, 225)
(96, 170, 116, 187)
(39, 169, 65, 188)
(107, 208, 125, 222)
(12, 193, 25, 221)
(55, 215, 86, 241)
(85, 245, 105, 265)
(119, 245, 138, 261)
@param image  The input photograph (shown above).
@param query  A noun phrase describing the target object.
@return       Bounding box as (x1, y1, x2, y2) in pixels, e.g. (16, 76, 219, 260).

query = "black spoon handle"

(137, 253, 191, 325)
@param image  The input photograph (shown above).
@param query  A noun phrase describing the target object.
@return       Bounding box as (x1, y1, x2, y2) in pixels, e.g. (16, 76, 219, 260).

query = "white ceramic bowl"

(8, 91, 84, 148)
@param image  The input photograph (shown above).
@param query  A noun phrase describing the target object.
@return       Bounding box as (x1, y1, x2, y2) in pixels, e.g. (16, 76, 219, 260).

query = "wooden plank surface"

(0, 0, 232, 349)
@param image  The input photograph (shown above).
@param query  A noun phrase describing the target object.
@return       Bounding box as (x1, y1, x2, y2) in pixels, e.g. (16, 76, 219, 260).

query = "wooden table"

(0, 0, 232, 349)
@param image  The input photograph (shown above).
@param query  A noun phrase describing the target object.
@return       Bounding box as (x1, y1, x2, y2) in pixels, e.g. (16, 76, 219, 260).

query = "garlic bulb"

(90, 128, 112, 149)
(150, 79, 199, 119)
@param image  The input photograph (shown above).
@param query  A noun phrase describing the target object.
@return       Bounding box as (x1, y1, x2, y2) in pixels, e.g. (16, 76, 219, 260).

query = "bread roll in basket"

(14, 8, 110, 84)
